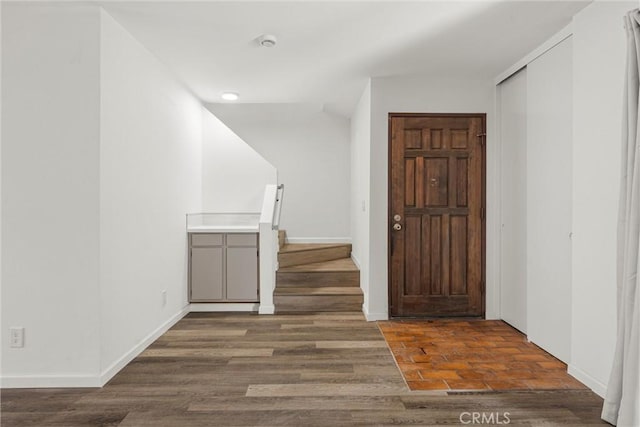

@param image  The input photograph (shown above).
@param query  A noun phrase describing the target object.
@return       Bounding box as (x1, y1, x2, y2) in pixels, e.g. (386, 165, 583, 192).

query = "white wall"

(526, 37, 573, 363)
(1, 0, 4, 373)
(99, 10, 202, 377)
(498, 68, 528, 333)
(350, 81, 371, 311)
(1, 3, 102, 386)
(569, 0, 635, 396)
(368, 76, 496, 320)
(202, 109, 277, 213)
(208, 104, 351, 242)
(1, 4, 281, 388)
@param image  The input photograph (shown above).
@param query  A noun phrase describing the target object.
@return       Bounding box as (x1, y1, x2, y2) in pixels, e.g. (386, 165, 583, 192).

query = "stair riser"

(276, 271, 360, 286)
(274, 287, 363, 296)
(274, 295, 363, 312)
(278, 246, 351, 268)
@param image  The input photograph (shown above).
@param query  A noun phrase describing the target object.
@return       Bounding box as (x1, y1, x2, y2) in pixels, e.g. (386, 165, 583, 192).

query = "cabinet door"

(226, 247, 258, 301)
(190, 247, 224, 301)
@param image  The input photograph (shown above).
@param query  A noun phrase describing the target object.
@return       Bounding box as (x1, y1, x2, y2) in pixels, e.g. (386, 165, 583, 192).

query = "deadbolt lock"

(393, 214, 402, 222)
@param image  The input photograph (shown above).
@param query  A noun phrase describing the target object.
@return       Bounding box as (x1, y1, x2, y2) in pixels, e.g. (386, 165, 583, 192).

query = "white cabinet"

(189, 233, 258, 302)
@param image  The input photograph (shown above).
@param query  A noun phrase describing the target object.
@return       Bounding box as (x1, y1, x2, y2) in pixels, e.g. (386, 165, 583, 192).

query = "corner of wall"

(363, 305, 388, 322)
(100, 306, 188, 385)
(98, 7, 202, 379)
(350, 81, 373, 316)
(568, 364, 607, 398)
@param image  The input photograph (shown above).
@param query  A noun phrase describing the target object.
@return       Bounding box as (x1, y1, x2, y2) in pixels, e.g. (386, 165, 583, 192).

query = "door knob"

(393, 223, 402, 231)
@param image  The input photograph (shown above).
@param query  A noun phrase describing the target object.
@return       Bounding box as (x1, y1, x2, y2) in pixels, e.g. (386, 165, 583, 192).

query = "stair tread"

(275, 287, 363, 296)
(278, 258, 359, 273)
(280, 243, 351, 254)
(275, 282, 360, 287)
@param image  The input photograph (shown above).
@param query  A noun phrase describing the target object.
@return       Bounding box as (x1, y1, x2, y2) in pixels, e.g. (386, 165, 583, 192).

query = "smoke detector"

(257, 34, 277, 48)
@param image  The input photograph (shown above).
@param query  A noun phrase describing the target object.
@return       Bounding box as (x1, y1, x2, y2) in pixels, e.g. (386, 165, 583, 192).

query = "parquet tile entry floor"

(378, 319, 588, 392)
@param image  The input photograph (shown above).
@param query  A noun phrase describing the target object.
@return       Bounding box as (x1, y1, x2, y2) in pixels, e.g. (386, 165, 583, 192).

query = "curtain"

(602, 10, 640, 426)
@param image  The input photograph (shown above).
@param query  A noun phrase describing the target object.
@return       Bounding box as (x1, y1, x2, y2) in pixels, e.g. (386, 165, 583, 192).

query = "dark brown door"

(389, 113, 486, 317)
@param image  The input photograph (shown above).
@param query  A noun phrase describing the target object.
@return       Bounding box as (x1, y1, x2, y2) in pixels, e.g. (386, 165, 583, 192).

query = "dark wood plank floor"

(1, 312, 607, 426)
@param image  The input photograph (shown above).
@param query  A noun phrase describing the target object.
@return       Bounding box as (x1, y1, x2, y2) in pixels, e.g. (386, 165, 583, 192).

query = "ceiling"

(101, 1, 590, 117)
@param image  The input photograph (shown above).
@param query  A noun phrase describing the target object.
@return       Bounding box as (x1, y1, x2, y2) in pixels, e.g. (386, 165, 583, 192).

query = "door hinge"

(480, 207, 486, 221)
(477, 132, 486, 146)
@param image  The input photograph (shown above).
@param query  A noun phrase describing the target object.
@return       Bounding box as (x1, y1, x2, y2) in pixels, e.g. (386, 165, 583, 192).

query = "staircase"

(274, 231, 362, 313)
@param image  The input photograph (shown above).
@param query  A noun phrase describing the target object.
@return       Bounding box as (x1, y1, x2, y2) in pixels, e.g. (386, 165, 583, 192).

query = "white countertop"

(186, 213, 260, 233)
(187, 225, 259, 233)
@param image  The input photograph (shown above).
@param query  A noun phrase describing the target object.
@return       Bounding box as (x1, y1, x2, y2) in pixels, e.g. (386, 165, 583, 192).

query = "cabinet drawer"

(191, 233, 223, 247)
(226, 233, 257, 247)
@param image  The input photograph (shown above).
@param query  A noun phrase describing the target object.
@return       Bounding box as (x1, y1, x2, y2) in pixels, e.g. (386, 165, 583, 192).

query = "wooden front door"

(389, 114, 486, 317)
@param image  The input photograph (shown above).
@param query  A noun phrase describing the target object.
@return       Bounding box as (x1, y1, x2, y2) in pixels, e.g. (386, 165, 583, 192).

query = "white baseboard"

(363, 304, 388, 321)
(1, 307, 190, 389)
(351, 254, 361, 269)
(286, 237, 352, 244)
(3, 303, 273, 389)
(0, 374, 101, 389)
(190, 303, 258, 312)
(567, 364, 607, 399)
(258, 304, 275, 314)
(568, 364, 607, 398)
(100, 306, 189, 386)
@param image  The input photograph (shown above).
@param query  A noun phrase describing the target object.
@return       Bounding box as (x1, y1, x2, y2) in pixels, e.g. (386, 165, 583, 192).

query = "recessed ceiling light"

(221, 92, 239, 101)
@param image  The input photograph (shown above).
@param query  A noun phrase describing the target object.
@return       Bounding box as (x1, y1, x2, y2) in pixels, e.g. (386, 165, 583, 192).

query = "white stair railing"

(272, 184, 285, 230)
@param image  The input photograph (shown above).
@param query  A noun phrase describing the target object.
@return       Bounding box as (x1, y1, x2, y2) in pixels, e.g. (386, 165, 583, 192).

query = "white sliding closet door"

(526, 37, 573, 363)
(499, 68, 528, 333)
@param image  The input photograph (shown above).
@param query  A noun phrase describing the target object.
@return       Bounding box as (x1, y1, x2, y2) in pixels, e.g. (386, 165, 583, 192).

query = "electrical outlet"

(10, 327, 24, 348)
(161, 290, 167, 307)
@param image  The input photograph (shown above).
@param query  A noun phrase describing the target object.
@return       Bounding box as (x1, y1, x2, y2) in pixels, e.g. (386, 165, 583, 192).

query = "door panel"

(390, 114, 485, 317)
(190, 247, 224, 301)
(227, 247, 259, 301)
(526, 37, 572, 362)
(499, 68, 528, 332)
